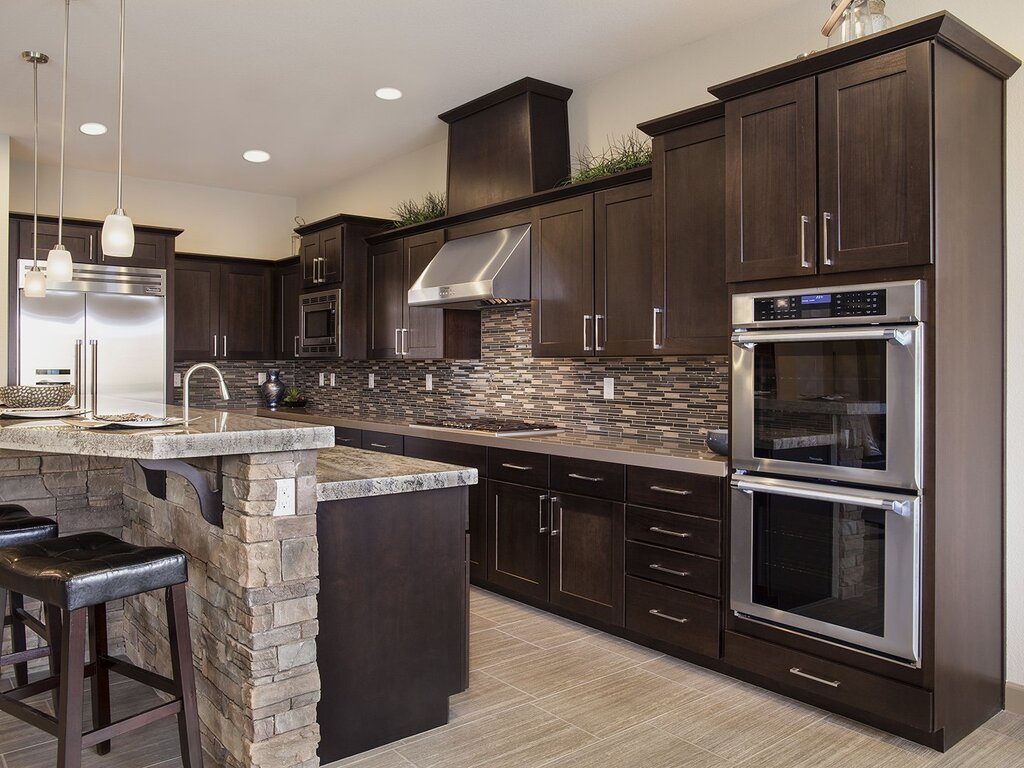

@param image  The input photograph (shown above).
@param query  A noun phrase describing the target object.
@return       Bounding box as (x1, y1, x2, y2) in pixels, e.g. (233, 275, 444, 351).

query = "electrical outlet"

(330, 373, 336, 387)
(257, 372, 267, 385)
(319, 372, 326, 387)
(273, 478, 296, 517)
(173, 372, 182, 387)
(426, 374, 433, 391)
(603, 377, 614, 400)
(368, 373, 375, 389)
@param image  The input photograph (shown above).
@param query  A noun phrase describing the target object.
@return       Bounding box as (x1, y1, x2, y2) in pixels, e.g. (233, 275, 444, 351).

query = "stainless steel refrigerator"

(16, 260, 167, 414)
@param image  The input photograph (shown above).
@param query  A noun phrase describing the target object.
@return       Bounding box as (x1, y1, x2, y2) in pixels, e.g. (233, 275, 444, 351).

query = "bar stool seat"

(0, 504, 58, 547)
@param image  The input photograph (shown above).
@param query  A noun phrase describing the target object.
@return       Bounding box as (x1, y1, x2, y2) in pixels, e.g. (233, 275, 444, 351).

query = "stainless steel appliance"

(410, 418, 562, 437)
(298, 288, 342, 357)
(731, 280, 923, 491)
(730, 280, 925, 665)
(17, 260, 167, 413)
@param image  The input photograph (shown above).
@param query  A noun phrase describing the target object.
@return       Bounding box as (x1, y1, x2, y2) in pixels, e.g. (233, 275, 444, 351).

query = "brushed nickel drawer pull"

(502, 463, 532, 471)
(650, 485, 692, 496)
(649, 526, 691, 539)
(568, 473, 603, 482)
(538, 494, 550, 534)
(789, 667, 841, 688)
(648, 609, 688, 625)
(649, 564, 690, 578)
(370, 443, 391, 450)
(336, 438, 354, 444)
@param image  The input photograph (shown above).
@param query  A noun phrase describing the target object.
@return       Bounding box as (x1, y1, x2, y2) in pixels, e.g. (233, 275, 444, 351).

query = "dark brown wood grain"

(549, 455, 625, 501)
(360, 430, 404, 455)
(218, 260, 273, 360)
(403, 230, 447, 359)
(487, 448, 549, 488)
(625, 576, 720, 658)
(626, 541, 720, 597)
(172, 257, 220, 361)
(626, 466, 721, 517)
(626, 506, 721, 557)
(367, 239, 404, 359)
(487, 480, 551, 602)
(275, 259, 301, 358)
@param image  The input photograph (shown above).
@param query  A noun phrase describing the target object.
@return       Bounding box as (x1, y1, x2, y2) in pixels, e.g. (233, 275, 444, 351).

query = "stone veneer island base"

(0, 409, 477, 768)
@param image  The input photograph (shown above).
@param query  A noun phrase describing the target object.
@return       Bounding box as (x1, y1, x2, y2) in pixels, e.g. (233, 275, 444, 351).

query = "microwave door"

(302, 303, 337, 345)
(730, 475, 921, 665)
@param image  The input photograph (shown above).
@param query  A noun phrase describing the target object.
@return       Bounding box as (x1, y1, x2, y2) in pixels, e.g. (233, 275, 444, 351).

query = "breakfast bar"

(0, 408, 477, 768)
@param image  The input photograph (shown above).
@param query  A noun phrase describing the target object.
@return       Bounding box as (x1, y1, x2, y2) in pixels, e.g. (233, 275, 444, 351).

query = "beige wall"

(0, 136, 9, 386)
(296, 0, 1024, 690)
(9, 160, 297, 260)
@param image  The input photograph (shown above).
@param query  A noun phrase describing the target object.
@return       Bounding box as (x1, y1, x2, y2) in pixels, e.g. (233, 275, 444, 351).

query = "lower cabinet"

(488, 481, 551, 603)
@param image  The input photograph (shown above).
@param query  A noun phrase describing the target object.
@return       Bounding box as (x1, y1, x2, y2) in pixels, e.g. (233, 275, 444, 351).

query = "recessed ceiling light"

(79, 122, 107, 135)
(243, 149, 271, 163)
(375, 87, 403, 101)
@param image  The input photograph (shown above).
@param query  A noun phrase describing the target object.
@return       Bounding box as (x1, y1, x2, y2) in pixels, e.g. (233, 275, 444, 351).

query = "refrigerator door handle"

(89, 340, 99, 415)
(73, 340, 84, 409)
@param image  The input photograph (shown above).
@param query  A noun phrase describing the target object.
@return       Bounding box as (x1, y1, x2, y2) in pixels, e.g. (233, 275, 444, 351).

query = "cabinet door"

(277, 262, 301, 358)
(487, 481, 550, 602)
(111, 230, 169, 268)
(726, 78, 817, 282)
(549, 493, 624, 625)
(319, 225, 344, 285)
(595, 181, 654, 356)
(219, 261, 273, 359)
(531, 195, 595, 357)
(655, 119, 729, 355)
(368, 239, 404, 359)
(403, 230, 445, 359)
(300, 232, 320, 288)
(17, 220, 98, 265)
(173, 258, 219, 361)
(818, 44, 932, 274)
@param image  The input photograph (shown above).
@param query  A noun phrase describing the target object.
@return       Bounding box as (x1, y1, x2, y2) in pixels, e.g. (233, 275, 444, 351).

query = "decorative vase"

(261, 370, 286, 409)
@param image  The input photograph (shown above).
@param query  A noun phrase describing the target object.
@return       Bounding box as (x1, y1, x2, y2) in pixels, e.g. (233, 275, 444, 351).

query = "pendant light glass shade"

(46, 245, 73, 283)
(102, 210, 135, 257)
(24, 268, 47, 298)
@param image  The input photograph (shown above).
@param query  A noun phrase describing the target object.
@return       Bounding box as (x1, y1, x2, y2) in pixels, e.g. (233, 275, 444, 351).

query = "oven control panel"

(754, 289, 886, 322)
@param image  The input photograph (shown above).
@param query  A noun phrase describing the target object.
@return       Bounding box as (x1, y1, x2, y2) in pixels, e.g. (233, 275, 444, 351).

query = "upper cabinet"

(10, 214, 178, 270)
(295, 215, 391, 290)
(300, 224, 342, 288)
(724, 43, 933, 281)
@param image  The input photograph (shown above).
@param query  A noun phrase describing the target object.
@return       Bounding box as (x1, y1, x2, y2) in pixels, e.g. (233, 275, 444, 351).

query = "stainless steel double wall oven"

(730, 280, 925, 665)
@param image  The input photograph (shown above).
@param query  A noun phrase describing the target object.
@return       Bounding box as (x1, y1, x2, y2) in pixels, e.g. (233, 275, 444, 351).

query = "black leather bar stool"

(0, 531, 202, 768)
(0, 504, 58, 687)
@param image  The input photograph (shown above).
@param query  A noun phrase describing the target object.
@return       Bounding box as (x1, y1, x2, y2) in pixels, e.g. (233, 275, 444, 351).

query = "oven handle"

(732, 327, 913, 348)
(732, 477, 914, 517)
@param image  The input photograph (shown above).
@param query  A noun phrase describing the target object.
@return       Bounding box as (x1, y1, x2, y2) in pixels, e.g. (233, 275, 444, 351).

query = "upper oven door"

(732, 324, 923, 491)
(300, 294, 339, 347)
(730, 474, 921, 665)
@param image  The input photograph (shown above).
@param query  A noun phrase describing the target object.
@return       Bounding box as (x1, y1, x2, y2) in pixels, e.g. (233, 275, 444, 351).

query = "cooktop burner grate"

(410, 418, 563, 437)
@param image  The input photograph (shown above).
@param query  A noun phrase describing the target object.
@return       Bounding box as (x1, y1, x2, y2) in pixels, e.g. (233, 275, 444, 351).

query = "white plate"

(0, 407, 87, 419)
(71, 417, 191, 429)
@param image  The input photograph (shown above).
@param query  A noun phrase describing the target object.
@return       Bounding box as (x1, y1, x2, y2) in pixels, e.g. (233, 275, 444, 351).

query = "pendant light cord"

(32, 58, 39, 269)
(56, 0, 70, 244)
(115, 0, 125, 211)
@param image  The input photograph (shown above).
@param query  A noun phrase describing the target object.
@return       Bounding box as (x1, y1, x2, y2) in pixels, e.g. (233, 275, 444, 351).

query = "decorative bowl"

(0, 384, 75, 409)
(705, 429, 729, 456)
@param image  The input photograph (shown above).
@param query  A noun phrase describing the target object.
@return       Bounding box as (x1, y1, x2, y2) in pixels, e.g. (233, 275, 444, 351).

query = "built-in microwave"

(298, 289, 342, 357)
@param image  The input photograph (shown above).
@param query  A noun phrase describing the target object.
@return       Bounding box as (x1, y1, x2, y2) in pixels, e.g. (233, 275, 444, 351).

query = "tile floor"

(1, 587, 1022, 767)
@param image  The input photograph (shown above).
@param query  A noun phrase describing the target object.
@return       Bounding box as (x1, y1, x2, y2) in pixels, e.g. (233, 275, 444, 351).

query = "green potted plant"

(280, 386, 307, 408)
(564, 131, 652, 185)
(391, 192, 447, 228)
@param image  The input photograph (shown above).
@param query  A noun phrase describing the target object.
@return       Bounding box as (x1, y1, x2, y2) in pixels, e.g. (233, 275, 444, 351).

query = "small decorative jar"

(826, 0, 891, 47)
(260, 370, 286, 409)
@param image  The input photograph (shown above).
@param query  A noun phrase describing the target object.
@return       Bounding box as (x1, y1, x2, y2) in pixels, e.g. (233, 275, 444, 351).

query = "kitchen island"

(0, 408, 477, 768)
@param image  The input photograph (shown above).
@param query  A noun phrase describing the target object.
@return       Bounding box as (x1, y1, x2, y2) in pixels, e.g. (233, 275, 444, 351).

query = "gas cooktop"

(409, 418, 563, 437)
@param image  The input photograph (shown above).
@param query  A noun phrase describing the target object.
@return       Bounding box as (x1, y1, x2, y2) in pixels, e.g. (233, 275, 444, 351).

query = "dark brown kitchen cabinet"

(368, 239, 405, 359)
(11, 214, 176, 269)
(301, 224, 342, 288)
(642, 103, 729, 355)
(725, 44, 933, 282)
(360, 430, 404, 455)
(275, 258, 301, 358)
(173, 255, 272, 361)
(488, 481, 551, 603)
(403, 231, 447, 359)
(15, 219, 98, 264)
(117, 230, 170, 268)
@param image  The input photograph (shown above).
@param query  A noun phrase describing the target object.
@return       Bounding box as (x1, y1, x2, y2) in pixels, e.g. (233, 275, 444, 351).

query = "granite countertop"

(0, 406, 335, 460)
(256, 408, 728, 477)
(316, 445, 479, 502)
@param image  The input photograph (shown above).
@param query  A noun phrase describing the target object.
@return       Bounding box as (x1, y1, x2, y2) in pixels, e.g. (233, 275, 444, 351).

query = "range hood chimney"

(408, 224, 530, 309)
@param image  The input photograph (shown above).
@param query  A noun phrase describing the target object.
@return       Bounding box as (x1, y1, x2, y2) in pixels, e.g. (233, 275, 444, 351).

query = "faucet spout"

(182, 363, 231, 424)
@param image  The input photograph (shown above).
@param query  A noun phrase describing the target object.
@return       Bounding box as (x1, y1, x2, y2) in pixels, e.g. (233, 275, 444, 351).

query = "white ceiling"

(2, 0, 798, 198)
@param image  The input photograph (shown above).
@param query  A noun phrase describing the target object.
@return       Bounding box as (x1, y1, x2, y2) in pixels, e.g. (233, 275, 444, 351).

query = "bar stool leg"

(166, 584, 202, 768)
(47, 604, 63, 711)
(56, 608, 87, 768)
(0, 588, 7, 687)
(10, 593, 28, 687)
(89, 603, 111, 755)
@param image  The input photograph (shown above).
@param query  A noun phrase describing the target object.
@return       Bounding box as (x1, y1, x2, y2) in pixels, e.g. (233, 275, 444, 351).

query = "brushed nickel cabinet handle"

(653, 307, 664, 350)
(649, 526, 691, 539)
(649, 563, 690, 578)
(650, 485, 692, 496)
(402, 328, 410, 356)
(550, 497, 561, 537)
(538, 494, 550, 534)
(568, 473, 603, 482)
(502, 463, 532, 471)
(395, 328, 400, 355)
(649, 609, 688, 625)
(336, 438, 354, 444)
(822, 212, 833, 267)
(790, 667, 841, 688)
(223, 335, 228, 358)
(294, 335, 300, 357)
(89, 234, 95, 261)
(583, 315, 593, 352)
(800, 215, 811, 269)
(369, 443, 391, 450)
(213, 335, 217, 357)
(595, 314, 606, 352)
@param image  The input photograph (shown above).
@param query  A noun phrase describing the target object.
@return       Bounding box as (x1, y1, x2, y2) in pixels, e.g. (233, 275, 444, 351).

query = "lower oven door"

(730, 474, 921, 665)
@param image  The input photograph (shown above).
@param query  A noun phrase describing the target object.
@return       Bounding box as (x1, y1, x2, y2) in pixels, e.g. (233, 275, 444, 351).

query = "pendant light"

(101, 0, 134, 258)
(46, 0, 73, 284)
(21, 51, 49, 299)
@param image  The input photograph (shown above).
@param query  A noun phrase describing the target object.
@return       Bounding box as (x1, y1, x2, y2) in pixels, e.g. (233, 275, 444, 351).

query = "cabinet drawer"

(361, 430, 404, 455)
(626, 542, 719, 597)
(626, 506, 721, 557)
(488, 448, 548, 488)
(627, 466, 721, 517)
(334, 427, 362, 447)
(549, 456, 624, 500)
(405, 436, 487, 475)
(625, 576, 720, 658)
(724, 632, 932, 732)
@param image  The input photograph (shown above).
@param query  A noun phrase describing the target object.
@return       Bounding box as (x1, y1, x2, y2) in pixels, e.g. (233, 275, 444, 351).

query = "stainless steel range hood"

(407, 224, 530, 309)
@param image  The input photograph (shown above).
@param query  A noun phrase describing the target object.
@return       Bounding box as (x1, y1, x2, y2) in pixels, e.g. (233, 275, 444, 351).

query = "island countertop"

(0, 406, 335, 459)
(316, 445, 478, 501)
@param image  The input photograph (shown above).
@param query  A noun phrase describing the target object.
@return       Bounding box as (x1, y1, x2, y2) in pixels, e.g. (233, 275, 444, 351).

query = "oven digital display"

(800, 294, 832, 305)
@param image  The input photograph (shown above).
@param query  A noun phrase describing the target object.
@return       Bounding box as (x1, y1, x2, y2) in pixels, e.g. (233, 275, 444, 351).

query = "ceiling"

(2, 0, 799, 198)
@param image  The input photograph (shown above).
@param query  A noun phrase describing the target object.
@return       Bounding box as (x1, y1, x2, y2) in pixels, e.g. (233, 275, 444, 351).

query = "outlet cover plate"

(603, 377, 614, 400)
(368, 373, 375, 389)
(426, 374, 433, 391)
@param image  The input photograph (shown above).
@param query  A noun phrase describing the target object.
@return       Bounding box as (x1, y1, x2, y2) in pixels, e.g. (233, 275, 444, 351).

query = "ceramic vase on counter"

(261, 370, 286, 409)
